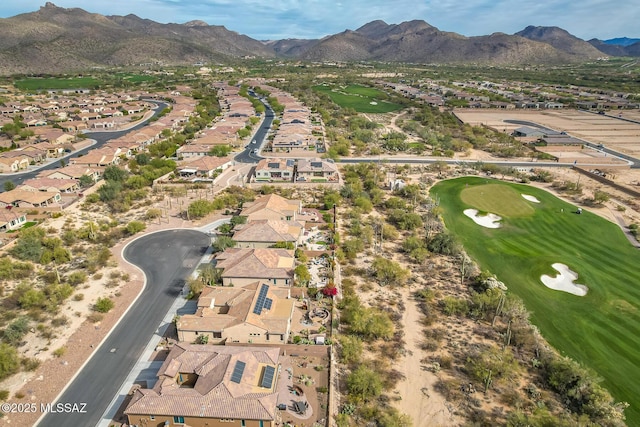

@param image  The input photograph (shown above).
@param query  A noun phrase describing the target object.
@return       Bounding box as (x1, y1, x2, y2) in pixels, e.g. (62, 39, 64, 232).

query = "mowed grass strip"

(431, 177, 640, 424)
(14, 76, 100, 91)
(313, 84, 403, 113)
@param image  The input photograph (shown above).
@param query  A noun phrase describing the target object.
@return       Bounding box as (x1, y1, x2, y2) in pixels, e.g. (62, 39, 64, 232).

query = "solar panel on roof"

(230, 360, 246, 383)
(253, 284, 270, 315)
(261, 365, 276, 388)
(264, 298, 272, 310)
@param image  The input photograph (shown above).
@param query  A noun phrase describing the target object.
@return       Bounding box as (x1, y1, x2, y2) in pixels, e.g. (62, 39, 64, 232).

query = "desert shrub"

(0, 258, 34, 280)
(51, 316, 68, 327)
(67, 271, 87, 286)
(94, 297, 114, 313)
(427, 232, 460, 256)
(125, 220, 146, 235)
(87, 313, 103, 323)
(52, 346, 66, 358)
(0, 344, 20, 380)
(3, 317, 30, 346)
(21, 357, 40, 371)
(440, 355, 453, 369)
(346, 365, 383, 402)
(145, 208, 162, 220)
(339, 335, 363, 364)
(440, 296, 469, 316)
(465, 345, 519, 389)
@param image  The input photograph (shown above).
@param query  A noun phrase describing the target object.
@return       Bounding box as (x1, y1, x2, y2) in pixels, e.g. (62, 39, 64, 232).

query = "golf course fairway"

(430, 177, 640, 424)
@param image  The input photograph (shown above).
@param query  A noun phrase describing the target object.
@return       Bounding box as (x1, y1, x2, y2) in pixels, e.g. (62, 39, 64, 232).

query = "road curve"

(37, 229, 210, 427)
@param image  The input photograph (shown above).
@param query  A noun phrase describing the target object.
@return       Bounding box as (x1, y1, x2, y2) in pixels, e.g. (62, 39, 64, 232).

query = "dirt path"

(392, 287, 461, 427)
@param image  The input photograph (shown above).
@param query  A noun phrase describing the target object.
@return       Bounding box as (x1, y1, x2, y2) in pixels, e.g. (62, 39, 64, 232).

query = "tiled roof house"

(125, 344, 280, 427)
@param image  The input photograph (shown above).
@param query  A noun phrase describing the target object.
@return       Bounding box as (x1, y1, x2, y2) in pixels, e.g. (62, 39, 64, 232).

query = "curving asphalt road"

(37, 229, 210, 427)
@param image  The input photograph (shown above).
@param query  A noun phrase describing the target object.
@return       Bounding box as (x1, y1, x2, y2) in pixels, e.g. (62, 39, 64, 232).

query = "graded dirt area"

(454, 109, 640, 157)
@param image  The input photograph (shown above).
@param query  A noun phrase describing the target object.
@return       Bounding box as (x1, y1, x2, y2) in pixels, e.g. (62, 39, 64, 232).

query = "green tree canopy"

(346, 366, 383, 402)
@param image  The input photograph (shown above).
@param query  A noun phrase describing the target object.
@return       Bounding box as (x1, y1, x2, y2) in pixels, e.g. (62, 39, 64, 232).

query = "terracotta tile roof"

(0, 189, 59, 205)
(297, 157, 338, 174)
(232, 220, 303, 244)
(215, 248, 295, 280)
(125, 344, 280, 420)
(177, 282, 294, 335)
(21, 177, 78, 192)
(180, 155, 233, 172)
(241, 194, 301, 219)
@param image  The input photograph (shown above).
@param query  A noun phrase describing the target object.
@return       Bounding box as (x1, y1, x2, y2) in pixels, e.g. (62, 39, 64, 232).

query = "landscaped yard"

(431, 177, 640, 424)
(313, 84, 403, 113)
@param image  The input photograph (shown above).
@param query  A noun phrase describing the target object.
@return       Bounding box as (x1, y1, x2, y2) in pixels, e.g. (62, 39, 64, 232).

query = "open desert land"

(454, 109, 640, 157)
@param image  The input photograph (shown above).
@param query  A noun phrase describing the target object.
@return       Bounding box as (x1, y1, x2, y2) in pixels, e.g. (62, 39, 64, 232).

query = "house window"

(213, 332, 222, 338)
(241, 421, 246, 427)
(150, 415, 155, 420)
(259, 421, 264, 427)
(174, 416, 185, 424)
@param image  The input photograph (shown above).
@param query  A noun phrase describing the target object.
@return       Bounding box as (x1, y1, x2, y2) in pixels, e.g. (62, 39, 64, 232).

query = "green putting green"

(431, 177, 640, 424)
(312, 84, 403, 113)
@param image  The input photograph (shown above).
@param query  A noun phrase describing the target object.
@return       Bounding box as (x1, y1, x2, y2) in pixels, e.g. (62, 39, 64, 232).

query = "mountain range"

(0, 2, 638, 75)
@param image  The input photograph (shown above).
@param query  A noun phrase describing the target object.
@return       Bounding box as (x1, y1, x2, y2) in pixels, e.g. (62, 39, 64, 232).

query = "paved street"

(37, 229, 210, 427)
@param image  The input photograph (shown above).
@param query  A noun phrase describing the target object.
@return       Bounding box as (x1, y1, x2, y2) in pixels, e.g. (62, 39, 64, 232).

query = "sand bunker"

(369, 101, 378, 105)
(540, 263, 588, 296)
(521, 194, 541, 203)
(463, 209, 502, 228)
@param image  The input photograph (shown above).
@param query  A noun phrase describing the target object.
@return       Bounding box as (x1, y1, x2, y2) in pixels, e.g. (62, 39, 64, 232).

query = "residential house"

(33, 128, 75, 145)
(240, 194, 302, 222)
(125, 344, 280, 427)
(512, 126, 547, 138)
(178, 156, 234, 178)
(69, 147, 121, 167)
(1, 149, 43, 165)
(254, 158, 295, 182)
(0, 189, 61, 208)
(30, 142, 65, 158)
(0, 210, 27, 231)
(41, 165, 103, 182)
(176, 143, 216, 158)
(232, 220, 304, 249)
(214, 248, 295, 287)
(296, 158, 339, 182)
(21, 177, 79, 193)
(0, 154, 29, 172)
(176, 282, 295, 344)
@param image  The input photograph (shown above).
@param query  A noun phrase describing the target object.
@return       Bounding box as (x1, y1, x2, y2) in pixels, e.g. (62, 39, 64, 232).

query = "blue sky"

(1, 1, 638, 41)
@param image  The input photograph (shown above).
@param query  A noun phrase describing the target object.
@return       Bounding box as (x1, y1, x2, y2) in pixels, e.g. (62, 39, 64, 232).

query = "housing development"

(0, 3, 640, 427)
